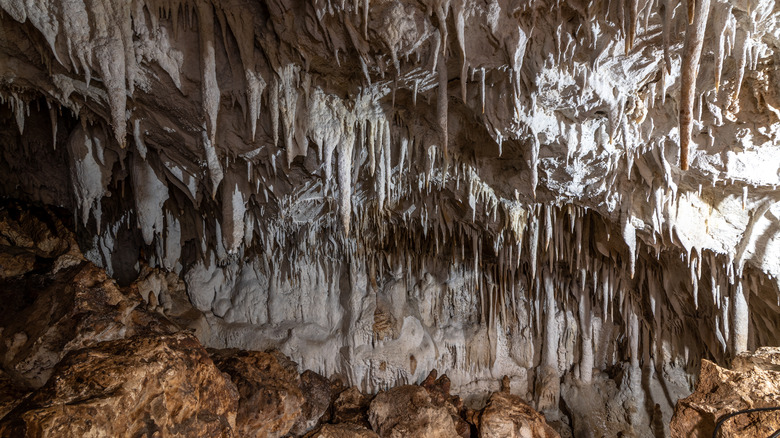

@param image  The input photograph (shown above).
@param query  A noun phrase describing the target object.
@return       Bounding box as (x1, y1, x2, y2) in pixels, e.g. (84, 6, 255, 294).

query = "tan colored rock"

(211, 349, 304, 438)
(671, 352, 780, 437)
(478, 390, 559, 438)
(368, 385, 459, 438)
(291, 369, 333, 435)
(0, 332, 239, 437)
(304, 423, 380, 438)
(421, 370, 471, 438)
(0, 262, 178, 387)
(333, 386, 373, 427)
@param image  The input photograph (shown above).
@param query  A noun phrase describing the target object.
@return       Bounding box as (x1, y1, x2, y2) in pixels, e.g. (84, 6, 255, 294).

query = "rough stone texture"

(421, 370, 471, 438)
(211, 349, 304, 438)
(671, 349, 780, 437)
(0, 332, 239, 437)
(368, 385, 459, 438)
(478, 389, 559, 438)
(292, 370, 334, 436)
(332, 387, 373, 428)
(0, 203, 178, 388)
(305, 423, 380, 438)
(0, 369, 29, 420)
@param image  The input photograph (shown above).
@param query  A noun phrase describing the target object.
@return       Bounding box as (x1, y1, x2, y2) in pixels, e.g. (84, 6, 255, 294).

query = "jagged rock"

(420, 370, 471, 437)
(368, 385, 459, 438)
(0, 369, 29, 420)
(291, 370, 333, 435)
(0, 261, 178, 387)
(332, 386, 373, 427)
(0, 332, 239, 437)
(210, 349, 304, 438)
(670, 350, 780, 437)
(478, 388, 559, 438)
(304, 423, 379, 438)
(0, 203, 82, 279)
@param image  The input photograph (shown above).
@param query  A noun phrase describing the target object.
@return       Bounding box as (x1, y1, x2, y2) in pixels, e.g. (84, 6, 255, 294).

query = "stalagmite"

(732, 280, 749, 354)
(678, 0, 711, 170)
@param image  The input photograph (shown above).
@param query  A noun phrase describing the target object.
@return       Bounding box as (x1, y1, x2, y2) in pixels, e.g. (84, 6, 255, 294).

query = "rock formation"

(671, 347, 780, 437)
(1, 0, 780, 435)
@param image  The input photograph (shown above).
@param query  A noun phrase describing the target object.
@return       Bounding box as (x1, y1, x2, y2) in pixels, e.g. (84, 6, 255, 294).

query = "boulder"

(332, 386, 373, 427)
(0, 262, 178, 387)
(368, 385, 458, 438)
(211, 349, 304, 438)
(0, 333, 239, 437)
(671, 349, 780, 437)
(478, 388, 559, 438)
(291, 370, 333, 435)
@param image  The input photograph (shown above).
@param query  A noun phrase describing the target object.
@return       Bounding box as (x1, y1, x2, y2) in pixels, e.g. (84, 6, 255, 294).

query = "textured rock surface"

(478, 388, 559, 438)
(0, 332, 239, 437)
(210, 349, 304, 438)
(671, 348, 780, 437)
(2, 0, 780, 435)
(305, 423, 380, 438)
(292, 369, 334, 435)
(368, 385, 459, 437)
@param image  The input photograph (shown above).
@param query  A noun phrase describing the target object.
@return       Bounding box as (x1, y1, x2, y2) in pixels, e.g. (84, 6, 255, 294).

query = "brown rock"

(0, 202, 83, 278)
(304, 423, 380, 438)
(0, 251, 36, 279)
(478, 391, 559, 438)
(670, 352, 780, 437)
(0, 262, 178, 387)
(291, 370, 333, 435)
(368, 385, 459, 438)
(421, 370, 470, 437)
(0, 369, 29, 420)
(0, 332, 239, 437)
(211, 349, 304, 438)
(332, 386, 373, 427)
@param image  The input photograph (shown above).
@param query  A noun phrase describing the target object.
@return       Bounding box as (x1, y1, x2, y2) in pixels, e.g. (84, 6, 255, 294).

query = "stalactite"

(678, 0, 711, 170)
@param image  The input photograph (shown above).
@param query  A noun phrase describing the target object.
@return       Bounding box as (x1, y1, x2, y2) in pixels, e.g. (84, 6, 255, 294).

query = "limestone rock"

(291, 370, 333, 435)
(0, 369, 29, 420)
(671, 352, 780, 437)
(0, 332, 239, 437)
(211, 349, 304, 438)
(368, 385, 458, 438)
(0, 202, 82, 279)
(0, 262, 178, 387)
(304, 423, 379, 438)
(478, 390, 559, 438)
(420, 370, 471, 437)
(332, 386, 373, 427)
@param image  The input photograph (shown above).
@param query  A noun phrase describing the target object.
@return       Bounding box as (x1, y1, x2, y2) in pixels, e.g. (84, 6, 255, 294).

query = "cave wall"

(1, 0, 780, 434)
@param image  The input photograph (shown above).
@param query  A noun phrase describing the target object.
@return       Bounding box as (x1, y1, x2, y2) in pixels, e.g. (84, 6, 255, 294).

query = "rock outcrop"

(477, 385, 559, 438)
(0, 332, 239, 437)
(671, 348, 780, 437)
(211, 349, 304, 438)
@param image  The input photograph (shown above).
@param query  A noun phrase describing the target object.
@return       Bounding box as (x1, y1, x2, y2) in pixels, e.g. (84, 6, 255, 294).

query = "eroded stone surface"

(368, 385, 459, 438)
(0, 333, 239, 437)
(478, 389, 559, 438)
(671, 351, 780, 437)
(305, 423, 380, 438)
(211, 349, 304, 438)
